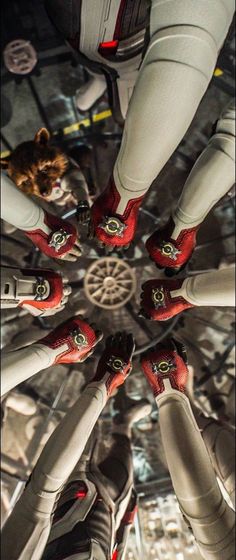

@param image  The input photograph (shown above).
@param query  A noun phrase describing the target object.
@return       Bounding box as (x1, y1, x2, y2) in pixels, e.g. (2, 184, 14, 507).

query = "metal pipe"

(134, 511, 144, 559)
(133, 316, 179, 356)
(0, 133, 13, 152)
(27, 76, 52, 134)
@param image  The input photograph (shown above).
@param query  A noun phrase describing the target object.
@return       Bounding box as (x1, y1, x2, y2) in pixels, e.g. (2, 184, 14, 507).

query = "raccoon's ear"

(34, 128, 50, 146)
(0, 158, 9, 169)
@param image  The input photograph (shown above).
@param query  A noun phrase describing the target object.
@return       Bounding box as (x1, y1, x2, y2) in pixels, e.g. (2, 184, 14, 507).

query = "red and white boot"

(90, 176, 145, 249)
(139, 278, 194, 321)
(146, 217, 199, 274)
(141, 338, 189, 397)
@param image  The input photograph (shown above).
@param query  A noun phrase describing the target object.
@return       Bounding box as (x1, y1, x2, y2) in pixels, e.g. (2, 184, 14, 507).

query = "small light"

(75, 490, 87, 499)
(99, 40, 119, 56)
(75, 485, 87, 499)
(112, 549, 118, 560)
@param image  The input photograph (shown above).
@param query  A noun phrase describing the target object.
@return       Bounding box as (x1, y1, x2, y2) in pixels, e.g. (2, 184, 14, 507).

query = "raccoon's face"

(1, 128, 68, 198)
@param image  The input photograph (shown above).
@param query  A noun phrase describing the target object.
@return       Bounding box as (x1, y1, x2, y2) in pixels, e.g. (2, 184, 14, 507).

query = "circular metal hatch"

(84, 256, 136, 309)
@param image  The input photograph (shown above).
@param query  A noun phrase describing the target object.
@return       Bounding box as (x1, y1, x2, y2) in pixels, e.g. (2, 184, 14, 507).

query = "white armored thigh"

(1, 481, 55, 560)
(202, 421, 235, 509)
(1, 344, 56, 397)
(175, 99, 235, 230)
(157, 390, 235, 560)
(114, 0, 235, 207)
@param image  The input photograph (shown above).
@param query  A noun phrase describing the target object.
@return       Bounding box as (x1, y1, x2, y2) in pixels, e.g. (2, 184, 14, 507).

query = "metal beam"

(27, 76, 53, 134)
(0, 133, 13, 152)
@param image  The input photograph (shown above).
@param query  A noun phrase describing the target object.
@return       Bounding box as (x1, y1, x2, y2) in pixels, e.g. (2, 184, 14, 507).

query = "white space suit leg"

(173, 99, 236, 235)
(1, 332, 134, 560)
(1, 171, 44, 231)
(133, 98, 235, 312)
(91, 0, 235, 249)
(145, 99, 235, 270)
(43, 395, 144, 560)
(141, 342, 235, 560)
(156, 389, 235, 560)
(1, 382, 108, 560)
(115, 69, 140, 121)
(1, 344, 62, 397)
(193, 408, 235, 510)
(172, 266, 235, 307)
(113, 0, 235, 211)
(91, 1, 234, 248)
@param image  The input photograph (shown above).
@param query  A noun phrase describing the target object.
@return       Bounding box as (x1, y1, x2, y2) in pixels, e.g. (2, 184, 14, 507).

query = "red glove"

(93, 331, 135, 396)
(39, 316, 103, 364)
(139, 278, 194, 321)
(18, 268, 71, 317)
(24, 210, 82, 261)
(146, 217, 199, 274)
(89, 176, 144, 250)
(141, 338, 189, 397)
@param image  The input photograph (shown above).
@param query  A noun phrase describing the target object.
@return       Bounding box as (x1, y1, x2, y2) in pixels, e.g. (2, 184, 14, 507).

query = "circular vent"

(84, 256, 136, 309)
(3, 39, 37, 75)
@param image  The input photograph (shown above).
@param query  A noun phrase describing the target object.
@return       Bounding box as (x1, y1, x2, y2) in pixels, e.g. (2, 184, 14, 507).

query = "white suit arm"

(1, 171, 45, 231)
(1, 344, 62, 397)
(1, 379, 109, 560)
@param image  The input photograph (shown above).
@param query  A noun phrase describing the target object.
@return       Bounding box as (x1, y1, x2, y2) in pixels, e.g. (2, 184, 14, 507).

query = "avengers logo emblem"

(160, 241, 181, 261)
(35, 282, 47, 299)
(35, 278, 50, 301)
(99, 216, 127, 237)
(152, 359, 175, 374)
(49, 229, 72, 252)
(107, 356, 126, 372)
(72, 329, 88, 347)
(152, 287, 166, 308)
